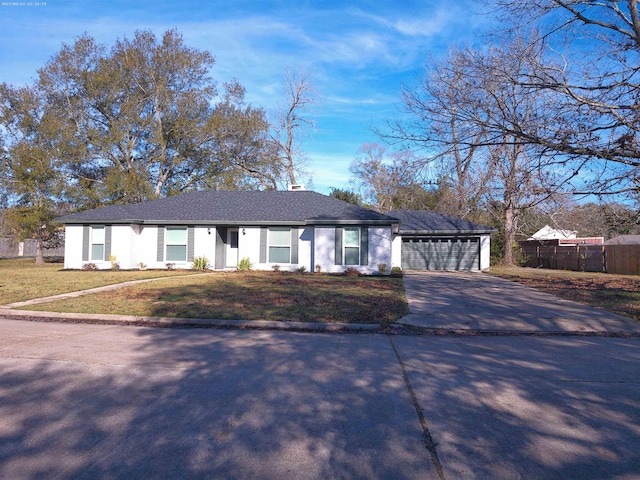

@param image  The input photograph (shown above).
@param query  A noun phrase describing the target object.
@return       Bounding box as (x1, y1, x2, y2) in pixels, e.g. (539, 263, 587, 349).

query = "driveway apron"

(398, 271, 640, 334)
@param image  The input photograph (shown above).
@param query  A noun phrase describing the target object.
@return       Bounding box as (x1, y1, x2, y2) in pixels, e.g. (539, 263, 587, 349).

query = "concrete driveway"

(399, 271, 640, 334)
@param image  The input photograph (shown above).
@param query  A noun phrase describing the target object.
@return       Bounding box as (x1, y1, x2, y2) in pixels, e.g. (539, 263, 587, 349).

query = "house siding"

(315, 226, 391, 274)
(246, 226, 312, 272)
(63, 223, 393, 273)
(64, 225, 85, 269)
(480, 234, 491, 271)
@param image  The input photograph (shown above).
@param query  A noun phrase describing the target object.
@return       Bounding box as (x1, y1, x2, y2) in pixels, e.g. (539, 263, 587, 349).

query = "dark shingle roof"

(388, 210, 496, 234)
(604, 235, 640, 245)
(58, 191, 397, 226)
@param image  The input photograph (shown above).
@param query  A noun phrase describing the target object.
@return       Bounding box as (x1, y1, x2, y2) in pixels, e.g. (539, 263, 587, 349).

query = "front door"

(226, 228, 239, 267)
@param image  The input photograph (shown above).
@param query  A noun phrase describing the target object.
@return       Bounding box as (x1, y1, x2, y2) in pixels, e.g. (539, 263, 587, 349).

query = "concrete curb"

(2, 308, 638, 337)
(0, 307, 383, 333)
(390, 322, 640, 338)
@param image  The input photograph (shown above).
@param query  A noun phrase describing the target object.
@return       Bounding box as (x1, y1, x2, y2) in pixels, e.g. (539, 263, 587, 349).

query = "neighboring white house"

(57, 191, 495, 272)
(529, 225, 577, 241)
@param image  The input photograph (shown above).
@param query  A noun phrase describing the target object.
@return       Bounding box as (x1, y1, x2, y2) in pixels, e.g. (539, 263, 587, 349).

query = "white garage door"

(401, 237, 480, 271)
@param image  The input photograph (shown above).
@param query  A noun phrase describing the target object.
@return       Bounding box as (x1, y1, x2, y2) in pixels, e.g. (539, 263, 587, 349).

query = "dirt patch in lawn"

(22, 272, 408, 326)
(489, 267, 640, 321)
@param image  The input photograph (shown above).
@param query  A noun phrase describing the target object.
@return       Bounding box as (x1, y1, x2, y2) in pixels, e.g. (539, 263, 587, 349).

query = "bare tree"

(271, 70, 316, 188)
(392, 48, 494, 218)
(487, 0, 640, 197)
(349, 144, 432, 212)
(386, 36, 583, 263)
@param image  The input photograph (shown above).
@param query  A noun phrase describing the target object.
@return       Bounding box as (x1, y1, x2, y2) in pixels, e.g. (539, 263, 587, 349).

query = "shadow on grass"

(142, 273, 407, 325)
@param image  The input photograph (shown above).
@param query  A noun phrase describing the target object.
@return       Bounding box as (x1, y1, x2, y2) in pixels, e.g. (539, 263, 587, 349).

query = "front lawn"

(489, 267, 640, 321)
(0, 258, 197, 305)
(20, 271, 408, 326)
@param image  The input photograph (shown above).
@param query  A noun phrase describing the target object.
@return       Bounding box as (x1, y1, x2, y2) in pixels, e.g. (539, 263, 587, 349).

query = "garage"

(401, 237, 480, 270)
(390, 210, 496, 271)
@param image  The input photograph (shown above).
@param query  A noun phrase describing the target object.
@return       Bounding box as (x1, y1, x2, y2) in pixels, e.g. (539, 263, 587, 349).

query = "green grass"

(21, 271, 408, 325)
(489, 266, 640, 321)
(0, 257, 197, 305)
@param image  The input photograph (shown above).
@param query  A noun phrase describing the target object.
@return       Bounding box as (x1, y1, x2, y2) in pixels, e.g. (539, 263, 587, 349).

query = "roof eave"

(58, 218, 144, 225)
(399, 229, 497, 235)
(60, 219, 397, 226)
(307, 219, 397, 226)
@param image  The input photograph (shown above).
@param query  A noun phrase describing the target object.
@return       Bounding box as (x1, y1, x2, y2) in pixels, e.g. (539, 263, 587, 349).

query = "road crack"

(388, 335, 447, 480)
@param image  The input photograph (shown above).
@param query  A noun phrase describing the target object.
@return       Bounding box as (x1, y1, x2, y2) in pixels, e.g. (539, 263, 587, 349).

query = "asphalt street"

(1, 319, 639, 479)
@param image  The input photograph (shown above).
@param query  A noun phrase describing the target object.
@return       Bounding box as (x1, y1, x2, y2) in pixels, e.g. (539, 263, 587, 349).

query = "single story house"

(57, 190, 494, 272)
(529, 225, 577, 241)
(604, 235, 640, 245)
(389, 210, 495, 271)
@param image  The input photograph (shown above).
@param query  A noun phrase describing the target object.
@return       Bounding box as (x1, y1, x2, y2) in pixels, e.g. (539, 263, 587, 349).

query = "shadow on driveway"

(399, 272, 640, 334)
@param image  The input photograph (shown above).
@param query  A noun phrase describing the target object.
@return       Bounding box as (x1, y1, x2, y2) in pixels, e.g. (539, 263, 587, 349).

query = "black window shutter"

(291, 228, 299, 264)
(187, 226, 195, 262)
(259, 227, 267, 263)
(157, 226, 164, 262)
(335, 227, 343, 265)
(360, 227, 368, 266)
(82, 225, 90, 261)
(104, 225, 112, 260)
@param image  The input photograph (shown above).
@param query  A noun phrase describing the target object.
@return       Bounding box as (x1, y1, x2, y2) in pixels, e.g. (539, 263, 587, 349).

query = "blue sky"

(0, 0, 491, 194)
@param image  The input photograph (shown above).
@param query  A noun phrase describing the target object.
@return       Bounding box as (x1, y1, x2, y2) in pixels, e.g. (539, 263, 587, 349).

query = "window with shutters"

(90, 226, 105, 261)
(166, 227, 188, 262)
(268, 228, 291, 263)
(343, 227, 360, 265)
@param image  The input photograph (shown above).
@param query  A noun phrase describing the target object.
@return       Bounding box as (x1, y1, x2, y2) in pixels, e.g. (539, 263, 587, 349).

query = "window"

(91, 226, 105, 261)
(268, 228, 291, 263)
(166, 227, 187, 262)
(344, 227, 360, 265)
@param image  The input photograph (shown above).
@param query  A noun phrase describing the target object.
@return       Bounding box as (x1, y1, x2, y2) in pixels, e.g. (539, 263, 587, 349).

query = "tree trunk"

(503, 205, 517, 266)
(35, 237, 45, 266)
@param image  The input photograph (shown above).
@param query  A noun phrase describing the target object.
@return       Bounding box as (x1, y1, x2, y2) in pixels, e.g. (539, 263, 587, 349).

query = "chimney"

(288, 184, 306, 191)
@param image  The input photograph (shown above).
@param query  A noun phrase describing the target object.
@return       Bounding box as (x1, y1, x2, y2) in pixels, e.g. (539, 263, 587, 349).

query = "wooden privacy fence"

(520, 243, 640, 275)
(606, 245, 640, 275)
(0, 237, 65, 258)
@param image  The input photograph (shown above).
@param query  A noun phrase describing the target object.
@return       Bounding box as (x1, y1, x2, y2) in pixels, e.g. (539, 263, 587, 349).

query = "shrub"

(138, 262, 147, 270)
(165, 262, 176, 271)
(377, 263, 388, 274)
(237, 257, 253, 271)
(390, 266, 403, 277)
(109, 255, 119, 270)
(82, 263, 98, 271)
(296, 265, 307, 273)
(272, 264, 281, 272)
(343, 267, 361, 277)
(315, 264, 322, 274)
(192, 256, 210, 271)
